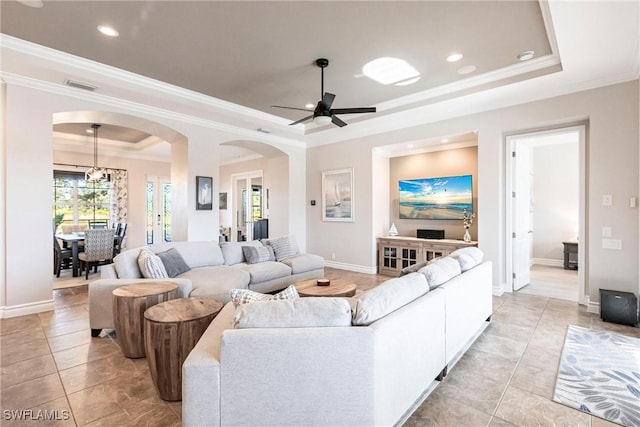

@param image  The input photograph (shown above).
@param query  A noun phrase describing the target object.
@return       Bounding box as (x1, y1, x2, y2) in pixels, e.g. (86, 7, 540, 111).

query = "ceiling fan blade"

(321, 92, 336, 109)
(331, 115, 348, 127)
(289, 114, 314, 126)
(330, 107, 377, 115)
(272, 105, 313, 112)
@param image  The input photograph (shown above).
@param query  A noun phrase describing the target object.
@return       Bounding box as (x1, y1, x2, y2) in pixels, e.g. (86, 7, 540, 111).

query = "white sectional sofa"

(182, 249, 492, 427)
(88, 238, 324, 335)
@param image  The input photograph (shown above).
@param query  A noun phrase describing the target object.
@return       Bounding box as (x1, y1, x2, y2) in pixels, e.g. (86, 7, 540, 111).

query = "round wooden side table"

(144, 297, 223, 401)
(295, 278, 357, 298)
(112, 282, 178, 358)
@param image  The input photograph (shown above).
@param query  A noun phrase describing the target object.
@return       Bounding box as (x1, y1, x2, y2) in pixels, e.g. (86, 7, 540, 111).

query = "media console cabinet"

(378, 236, 478, 276)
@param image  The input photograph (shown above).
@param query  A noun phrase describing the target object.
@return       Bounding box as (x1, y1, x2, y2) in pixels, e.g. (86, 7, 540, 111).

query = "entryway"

(505, 125, 586, 304)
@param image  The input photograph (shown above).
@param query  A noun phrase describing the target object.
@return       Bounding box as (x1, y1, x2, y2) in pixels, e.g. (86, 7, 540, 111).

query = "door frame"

(146, 175, 171, 245)
(231, 170, 263, 242)
(505, 124, 587, 305)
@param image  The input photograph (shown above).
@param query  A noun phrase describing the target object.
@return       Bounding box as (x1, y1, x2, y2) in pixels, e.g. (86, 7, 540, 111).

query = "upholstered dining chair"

(53, 235, 72, 277)
(113, 223, 127, 256)
(78, 228, 115, 279)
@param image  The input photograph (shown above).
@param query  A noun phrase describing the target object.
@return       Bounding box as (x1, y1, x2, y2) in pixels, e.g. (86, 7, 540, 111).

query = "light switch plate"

(602, 227, 612, 237)
(631, 197, 637, 208)
(602, 194, 613, 206)
(602, 239, 622, 250)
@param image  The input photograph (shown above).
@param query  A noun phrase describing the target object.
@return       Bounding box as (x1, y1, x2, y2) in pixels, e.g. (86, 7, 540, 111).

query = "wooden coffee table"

(144, 297, 223, 401)
(112, 282, 178, 358)
(295, 278, 357, 297)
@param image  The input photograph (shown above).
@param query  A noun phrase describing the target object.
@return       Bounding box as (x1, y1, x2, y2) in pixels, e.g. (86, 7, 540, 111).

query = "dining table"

(56, 233, 85, 277)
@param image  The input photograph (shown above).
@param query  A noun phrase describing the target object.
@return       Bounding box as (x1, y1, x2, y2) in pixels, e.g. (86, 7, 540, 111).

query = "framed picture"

(322, 168, 354, 222)
(196, 176, 213, 210)
(219, 192, 227, 210)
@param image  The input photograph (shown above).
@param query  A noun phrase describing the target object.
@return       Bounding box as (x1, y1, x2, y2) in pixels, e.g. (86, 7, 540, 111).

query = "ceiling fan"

(272, 58, 376, 127)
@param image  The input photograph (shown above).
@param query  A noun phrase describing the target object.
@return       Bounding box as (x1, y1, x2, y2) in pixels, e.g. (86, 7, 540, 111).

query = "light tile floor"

(2, 268, 638, 426)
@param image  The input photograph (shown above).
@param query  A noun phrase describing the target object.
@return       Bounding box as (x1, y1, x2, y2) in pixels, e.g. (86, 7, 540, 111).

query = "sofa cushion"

(157, 248, 191, 278)
(230, 284, 299, 305)
(114, 248, 144, 279)
(220, 241, 263, 266)
(232, 261, 292, 284)
(173, 241, 225, 268)
(449, 247, 484, 272)
(268, 235, 298, 261)
(418, 256, 461, 289)
(185, 266, 250, 302)
(352, 273, 429, 326)
(233, 298, 352, 329)
(279, 253, 324, 274)
(137, 248, 168, 279)
(242, 245, 271, 264)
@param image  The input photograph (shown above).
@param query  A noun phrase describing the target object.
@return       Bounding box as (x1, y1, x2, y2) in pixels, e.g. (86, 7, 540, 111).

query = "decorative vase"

(463, 228, 471, 243)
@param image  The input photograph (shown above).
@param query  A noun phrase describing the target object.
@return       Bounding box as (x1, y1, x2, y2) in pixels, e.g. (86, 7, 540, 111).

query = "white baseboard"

(324, 260, 377, 275)
(586, 296, 600, 314)
(531, 258, 564, 267)
(0, 299, 54, 319)
(492, 284, 504, 296)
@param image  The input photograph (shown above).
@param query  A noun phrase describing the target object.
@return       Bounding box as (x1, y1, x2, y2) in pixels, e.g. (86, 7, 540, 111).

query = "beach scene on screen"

(399, 175, 472, 220)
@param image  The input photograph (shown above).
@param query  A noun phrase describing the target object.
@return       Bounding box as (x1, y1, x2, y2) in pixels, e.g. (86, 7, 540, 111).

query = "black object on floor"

(599, 288, 639, 327)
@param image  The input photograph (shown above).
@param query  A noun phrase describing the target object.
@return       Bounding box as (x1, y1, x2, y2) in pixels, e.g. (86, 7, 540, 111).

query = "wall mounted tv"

(399, 174, 472, 220)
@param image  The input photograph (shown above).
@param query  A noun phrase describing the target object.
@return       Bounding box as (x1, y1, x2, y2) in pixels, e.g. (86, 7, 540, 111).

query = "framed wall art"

(322, 168, 354, 222)
(196, 176, 213, 210)
(219, 192, 227, 210)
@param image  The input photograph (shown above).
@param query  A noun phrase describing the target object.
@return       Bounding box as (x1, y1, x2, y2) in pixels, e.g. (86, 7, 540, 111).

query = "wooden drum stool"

(112, 282, 178, 358)
(144, 297, 223, 401)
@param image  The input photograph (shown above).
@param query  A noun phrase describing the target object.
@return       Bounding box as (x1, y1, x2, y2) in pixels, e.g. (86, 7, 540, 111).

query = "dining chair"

(78, 229, 115, 279)
(113, 223, 127, 256)
(53, 235, 72, 277)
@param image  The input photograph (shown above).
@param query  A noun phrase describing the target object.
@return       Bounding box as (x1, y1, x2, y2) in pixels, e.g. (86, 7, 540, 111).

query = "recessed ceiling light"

(86, 128, 94, 134)
(16, 0, 43, 8)
(362, 57, 420, 86)
(518, 50, 535, 61)
(457, 65, 476, 75)
(305, 103, 314, 109)
(446, 53, 463, 62)
(97, 25, 119, 37)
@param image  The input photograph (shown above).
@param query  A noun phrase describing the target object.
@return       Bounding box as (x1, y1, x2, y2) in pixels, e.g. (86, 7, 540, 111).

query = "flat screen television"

(399, 174, 472, 220)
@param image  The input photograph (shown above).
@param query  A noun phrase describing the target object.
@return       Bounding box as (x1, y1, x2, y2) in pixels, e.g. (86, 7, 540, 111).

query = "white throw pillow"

(352, 273, 429, 326)
(269, 236, 298, 261)
(233, 298, 352, 329)
(137, 248, 168, 279)
(229, 284, 299, 305)
(449, 247, 484, 272)
(418, 256, 461, 289)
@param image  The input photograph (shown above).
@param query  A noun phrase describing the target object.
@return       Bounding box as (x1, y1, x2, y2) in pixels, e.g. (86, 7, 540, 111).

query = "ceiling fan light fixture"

(97, 25, 119, 37)
(362, 57, 420, 85)
(85, 124, 106, 182)
(518, 50, 535, 61)
(446, 53, 464, 62)
(313, 115, 332, 126)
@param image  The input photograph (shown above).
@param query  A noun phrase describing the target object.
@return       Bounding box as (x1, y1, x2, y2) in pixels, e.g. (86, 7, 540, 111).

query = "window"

(53, 170, 111, 230)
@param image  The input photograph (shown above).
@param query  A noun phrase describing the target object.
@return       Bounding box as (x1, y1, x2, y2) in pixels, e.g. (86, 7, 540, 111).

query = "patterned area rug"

(553, 325, 640, 426)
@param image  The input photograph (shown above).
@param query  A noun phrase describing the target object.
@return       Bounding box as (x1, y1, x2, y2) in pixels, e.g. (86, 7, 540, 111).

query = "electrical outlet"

(602, 227, 612, 237)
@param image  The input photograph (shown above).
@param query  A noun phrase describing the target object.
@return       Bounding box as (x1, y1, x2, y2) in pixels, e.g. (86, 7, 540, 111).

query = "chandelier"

(85, 123, 106, 182)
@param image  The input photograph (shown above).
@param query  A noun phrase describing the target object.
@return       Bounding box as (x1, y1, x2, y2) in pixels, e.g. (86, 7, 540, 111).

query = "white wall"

(306, 80, 639, 304)
(532, 142, 579, 261)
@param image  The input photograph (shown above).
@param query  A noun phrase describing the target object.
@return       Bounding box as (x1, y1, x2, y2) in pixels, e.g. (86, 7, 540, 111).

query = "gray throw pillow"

(156, 248, 191, 278)
(242, 245, 271, 264)
(400, 260, 431, 276)
(269, 236, 297, 261)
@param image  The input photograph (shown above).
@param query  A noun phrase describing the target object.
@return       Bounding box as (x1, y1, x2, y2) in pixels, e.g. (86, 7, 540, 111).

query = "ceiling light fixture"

(362, 57, 420, 86)
(313, 115, 332, 126)
(457, 65, 477, 75)
(305, 103, 315, 109)
(85, 124, 106, 182)
(446, 53, 463, 62)
(518, 50, 535, 61)
(97, 25, 119, 37)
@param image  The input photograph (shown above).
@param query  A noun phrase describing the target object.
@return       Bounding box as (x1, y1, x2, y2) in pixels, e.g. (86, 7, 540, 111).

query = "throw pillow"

(418, 256, 461, 289)
(399, 259, 431, 276)
(242, 245, 271, 264)
(269, 236, 297, 261)
(137, 248, 168, 279)
(230, 284, 299, 305)
(266, 244, 277, 262)
(156, 247, 191, 278)
(449, 247, 484, 272)
(234, 298, 352, 329)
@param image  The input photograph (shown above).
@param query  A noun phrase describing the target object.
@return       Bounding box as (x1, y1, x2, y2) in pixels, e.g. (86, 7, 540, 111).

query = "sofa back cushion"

(114, 248, 144, 279)
(234, 298, 352, 329)
(352, 273, 429, 326)
(220, 241, 264, 266)
(418, 256, 461, 289)
(449, 247, 484, 272)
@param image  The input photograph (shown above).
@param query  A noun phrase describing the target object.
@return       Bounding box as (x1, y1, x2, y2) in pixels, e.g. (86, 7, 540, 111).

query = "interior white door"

(513, 145, 532, 290)
(232, 171, 263, 242)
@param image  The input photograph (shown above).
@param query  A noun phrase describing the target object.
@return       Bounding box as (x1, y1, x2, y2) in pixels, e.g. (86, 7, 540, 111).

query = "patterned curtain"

(109, 169, 128, 245)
